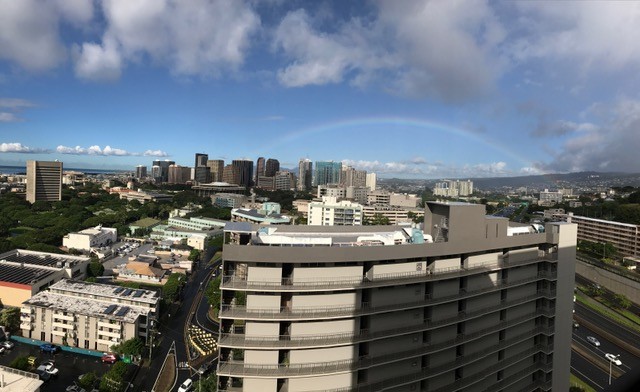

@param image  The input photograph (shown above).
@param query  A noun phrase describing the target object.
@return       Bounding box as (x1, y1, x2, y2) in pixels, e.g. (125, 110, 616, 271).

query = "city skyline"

(2, 1, 640, 179)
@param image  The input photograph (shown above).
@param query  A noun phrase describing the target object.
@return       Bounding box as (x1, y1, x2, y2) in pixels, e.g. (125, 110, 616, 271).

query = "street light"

(608, 354, 620, 385)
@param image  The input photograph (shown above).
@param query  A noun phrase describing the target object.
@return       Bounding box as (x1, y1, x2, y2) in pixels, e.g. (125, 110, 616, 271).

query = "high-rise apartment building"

(233, 160, 254, 188)
(207, 159, 225, 182)
(265, 159, 280, 177)
(135, 165, 147, 179)
(217, 201, 576, 392)
(366, 172, 377, 191)
(26, 160, 62, 203)
(194, 153, 210, 184)
(342, 166, 367, 187)
(298, 159, 313, 191)
(434, 180, 474, 198)
(256, 157, 265, 183)
(314, 161, 342, 186)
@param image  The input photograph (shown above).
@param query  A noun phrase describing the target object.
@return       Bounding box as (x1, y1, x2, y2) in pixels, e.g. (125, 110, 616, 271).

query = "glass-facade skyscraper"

(314, 160, 342, 186)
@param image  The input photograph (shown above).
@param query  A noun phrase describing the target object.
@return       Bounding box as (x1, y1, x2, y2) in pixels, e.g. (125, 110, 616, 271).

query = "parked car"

(40, 343, 59, 353)
(198, 362, 212, 375)
(586, 336, 600, 347)
(66, 384, 87, 392)
(605, 353, 622, 366)
(37, 363, 59, 377)
(35, 368, 52, 382)
(1, 341, 14, 349)
(178, 378, 193, 392)
(101, 353, 118, 364)
(0, 346, 5, 355)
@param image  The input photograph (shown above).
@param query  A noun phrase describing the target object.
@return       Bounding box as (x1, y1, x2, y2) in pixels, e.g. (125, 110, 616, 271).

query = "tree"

(188, 249, 201, 261)
(163, 273, 186, 303)
(364, 213, 390, 225)
(205, 277, 222, 309)
(0, 307, 20, 332)
(87, 260, 105, 278)
(111, 337, 144, 356)
(9, 356, 30, 371)
(100, 361, 128, 392)
(197, 372, 217, 391)
(614, 294, 631, 310)
(77, 372, 98, 390)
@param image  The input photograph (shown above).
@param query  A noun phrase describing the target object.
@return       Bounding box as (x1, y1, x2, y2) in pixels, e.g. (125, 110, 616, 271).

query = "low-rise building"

(389, 193, 421, 208)
(0, 250, 90, 307)
(0, 365, 43, 392)
(292, 199, 311, 218)
(212, 193, 247, 208)
(117, 257, 166, 284)
(564, 213, 639, 257)
(539, 189, 563, 206)
(308, 197, 363, 226)
(128, 218, 162, 235)
(193, 182, 246, 198)
(62, 226, 117, 252)
(362, 205, 424, 225)
(119, 190, 173, 204)
(21, 279, 159, 351)
(168, 216, 227, 231)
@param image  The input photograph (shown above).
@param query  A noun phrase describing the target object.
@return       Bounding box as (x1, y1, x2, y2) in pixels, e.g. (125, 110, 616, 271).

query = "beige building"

(389, 193, 421, 208)
(308, 197, 363, 226)
(63, 226, 117, 251)
(26, 160, 62, 204)
(0, 250, 90, 307)
(564, 213, 639, 257)
(21, 280, 159, 351)
(0, 365, 43, 392)
(362, 205, 424, 225)
(217, 201, 576, 392)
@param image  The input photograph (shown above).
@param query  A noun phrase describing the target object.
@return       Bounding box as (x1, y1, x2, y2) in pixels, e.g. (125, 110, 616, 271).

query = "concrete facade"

(216, 201, 576, 392)
(62, 226, 117, 251)
(26, 160, 62, 204)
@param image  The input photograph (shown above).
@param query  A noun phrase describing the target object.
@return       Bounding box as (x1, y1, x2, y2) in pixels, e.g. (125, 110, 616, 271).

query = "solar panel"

(132, 290, 144, 298)
(115, 307, 130, 317)
(122, 289, 132, 296)
(113, 287, 125, 294)
(104, 305, 117, 315)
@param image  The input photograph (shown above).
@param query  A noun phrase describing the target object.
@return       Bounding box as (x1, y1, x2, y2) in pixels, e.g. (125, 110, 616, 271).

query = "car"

(1, 341, 14, 349)
(101, 353, 118, 364)
(178, 378, 193, 392)
(37, 364, 59, 377)
(605, 353, 622, 366)
(0, 346, 5, 354)
(197, 362, 212, 375)
(27, 356, 38, 367)
(40, 343, 59, 353)
(586, 336, 600, 347)
(35, 368, 52, 382)
(66, 384, 87, 392)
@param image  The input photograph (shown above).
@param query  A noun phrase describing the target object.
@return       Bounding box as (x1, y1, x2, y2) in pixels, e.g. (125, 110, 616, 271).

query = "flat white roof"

(0, 365, 43, 392)
(572, 215, 639, 229)
(49, 279, 159, 305)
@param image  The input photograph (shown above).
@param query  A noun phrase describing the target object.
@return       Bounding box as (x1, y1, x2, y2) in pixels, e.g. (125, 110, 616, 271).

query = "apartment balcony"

(52, 321, 74, 330)
(51, 329, 66, 337)
(219, 307, 554, 350)
(221, 255, 557, 293)
(53, 313, 74, 322)
(98, 329, 122, 339)
(220, 288, 556, 321)
(98, 321, 122, 330)
(20, 315, 33, 322)
(218, 330, 554, 379)
(97, 338, 119, 346)
(20, 322, 32, 330)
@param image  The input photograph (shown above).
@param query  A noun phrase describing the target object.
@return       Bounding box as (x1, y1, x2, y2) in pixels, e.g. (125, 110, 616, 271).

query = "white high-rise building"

(366, 172, 377, 191)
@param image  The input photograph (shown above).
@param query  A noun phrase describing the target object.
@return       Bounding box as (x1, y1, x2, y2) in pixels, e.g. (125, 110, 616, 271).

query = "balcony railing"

(219, 307, 554, 349)
(221, 255, 558, 292)
(217, 329, 554, 378)
(219, 289, 556, 321)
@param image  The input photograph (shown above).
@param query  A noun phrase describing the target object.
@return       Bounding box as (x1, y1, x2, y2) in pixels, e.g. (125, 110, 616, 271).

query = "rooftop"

(49, 279, 159, 305)
(0, 249, 89, 268)
(0, 365, 43, 392)
(0, 263, 57, 285)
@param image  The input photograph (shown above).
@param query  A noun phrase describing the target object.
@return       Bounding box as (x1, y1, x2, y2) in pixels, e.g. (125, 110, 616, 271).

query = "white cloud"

(0, 142, 45, 153)
(57, 145, 168, 157)
(0, 98, 37, 122)
(0, 112, 20, 122)
(342, 158, 514, 178)
(73, 0, 260, 81)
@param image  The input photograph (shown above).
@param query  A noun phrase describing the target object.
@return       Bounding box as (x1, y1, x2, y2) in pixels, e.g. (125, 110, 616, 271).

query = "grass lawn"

(570, 373, 596, 392)
(575, 292, 640, 334)
(10, 226, 35, 236)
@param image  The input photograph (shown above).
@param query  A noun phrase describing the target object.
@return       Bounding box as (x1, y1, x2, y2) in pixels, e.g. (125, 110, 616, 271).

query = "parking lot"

(102, 241, 154, 276)
(0, 339, 117, 391)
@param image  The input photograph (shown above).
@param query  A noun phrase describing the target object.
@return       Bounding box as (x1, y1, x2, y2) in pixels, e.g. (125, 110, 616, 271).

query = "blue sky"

(2, 0, 640, 178)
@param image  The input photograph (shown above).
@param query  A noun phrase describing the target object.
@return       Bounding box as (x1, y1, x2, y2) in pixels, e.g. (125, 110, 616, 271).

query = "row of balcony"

(220, 288, 556, 321)
(217, 327, 554, 378)
(221, 254, 557, 293)
(219, 306, 553, 350)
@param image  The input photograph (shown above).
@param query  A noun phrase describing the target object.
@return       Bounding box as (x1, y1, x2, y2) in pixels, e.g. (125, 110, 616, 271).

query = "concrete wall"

(368, 332, 422, 357)
(369, 261, 426, 279)
(464, 252, 500, 268)
(247, 266, 281, 283)
(369, 310, 421, 333)
(287, 373, 354, 391)
(370, 284, 422, 307)
(243, 378, 277, 392)
(291, 319, 357, 337)
(576, 260, 640, 304)
(0, 283, 33, 308)
(292, 292, 359, 310)
(246, 321, 279, 339)
(289, 345, 355, 364)
(293, 266, 362, 284)
(244, 349, 278, 365)
(246, 294, 280, 310)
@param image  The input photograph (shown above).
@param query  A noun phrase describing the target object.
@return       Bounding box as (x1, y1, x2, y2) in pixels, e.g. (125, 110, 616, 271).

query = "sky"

(1, 0, 640, 179)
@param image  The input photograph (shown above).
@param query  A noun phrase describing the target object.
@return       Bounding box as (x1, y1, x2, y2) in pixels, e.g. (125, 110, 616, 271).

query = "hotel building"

(216, 201, 576, 392)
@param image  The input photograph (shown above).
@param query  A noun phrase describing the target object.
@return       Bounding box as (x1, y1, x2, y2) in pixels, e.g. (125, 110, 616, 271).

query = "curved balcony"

(221, 255, 558, 293)
(219, 288, 556, 321)
(217, 324, 553, 378)
(219, 305, 554, 350)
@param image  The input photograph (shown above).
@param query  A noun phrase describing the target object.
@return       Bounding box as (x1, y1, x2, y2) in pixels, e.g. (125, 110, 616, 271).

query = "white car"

(178, 378, 193, 392)
(586, 336, 600, 347)
(37, 364, 59, 377)
(1, 341, 14, 349)
(605, 353, 622, 366)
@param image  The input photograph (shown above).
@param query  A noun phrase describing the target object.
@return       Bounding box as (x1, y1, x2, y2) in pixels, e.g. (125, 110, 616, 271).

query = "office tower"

(152, 159, 175, 183)
(297, 159, 313, 191)
(223, 164, 240, 185)
(151, 165, 162, 182)
(314, 160, 342, 186)
(256, 157, 265, 183)
(232, 159, 254, 188)
(168, 165, 191, 184)
(342, 166, 367, 187)
(366, 172, 377, 191)
(135, 165, 147, 179)
(207, 159, 225, 182)
(265, 158, 280, 177)
(274, 171, 295, 191)
(26, 160, 62, 203)
(217, 201, 576, 391)
(194, 153, 210, 183)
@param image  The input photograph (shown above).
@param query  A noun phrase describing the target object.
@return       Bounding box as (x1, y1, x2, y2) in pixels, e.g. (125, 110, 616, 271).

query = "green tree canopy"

(0, 307, 21, 332)
(111, 337, 145, 356)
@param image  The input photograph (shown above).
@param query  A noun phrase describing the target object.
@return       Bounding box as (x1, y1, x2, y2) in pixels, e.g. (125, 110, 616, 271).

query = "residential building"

(390, 193, 421, 208)
(314, 161, 342, 186)
(118, 257, 166, 284)
(168, 165, 192, 184)
(274, 171, 295, 191)
(151, 165, 161, 182)
(434, 180, 474, 198)
(207, 159, 225, 182)
(367, 190, 391, 205)
(292, 199, 311, 218)
(341, 166, 367, 187)
(362, 205, 424, 225)
(318, 185, 368, 205)
(297, 159, 313, 191)
(26, 160, 62, 203)
(233, 160, 254, 188)
(255, 157, 265, 184)
(62, 171, 85, 186)
(308, 196, 363, 226)
(0, 365, 43, 392)
(213, 193, 248, 208)
(265, 159, 280, 177)
(217, 201, 577, 392)
(256, 176, 275, 191)
(21, 280, 159, 351)
(0, 250, 90, 307)
(168, 216, 227, 231)
(366, 172, 377, 191)
(135, 165, 147, 179)
(538, 190, 563, 206)
(543, 209, 565, 221)
(563, 213, 639, 257)
(62, 226, 118, 252)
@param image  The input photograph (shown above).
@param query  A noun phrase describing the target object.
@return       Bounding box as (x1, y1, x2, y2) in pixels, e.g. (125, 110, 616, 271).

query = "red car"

(101, 353, 118, 364)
